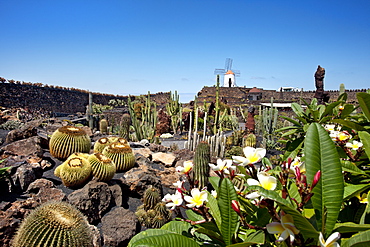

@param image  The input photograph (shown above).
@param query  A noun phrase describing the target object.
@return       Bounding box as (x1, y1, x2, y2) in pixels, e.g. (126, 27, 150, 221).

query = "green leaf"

(218, 178, 239, 246)
(291, 103, 305, 118)
(342, 160, 367, 175)
(332, 119, 366, 131)
(247, 185, 319, 241)
(129, 231, 200, 247)
(207, 191, 222, 231)
(209, 176, 221, 191)
(334, 222, 370, 233)
(343, 184, 370, 201)
(342, 229, 370, 247)
(359, 131, 370, 159)
(161, 221, 193, 236)
(357, 92, 370, 122)
(304, 123, 344, 235)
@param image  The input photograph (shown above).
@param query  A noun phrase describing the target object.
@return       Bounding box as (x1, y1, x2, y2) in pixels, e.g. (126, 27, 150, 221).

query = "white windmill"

(214, 58, 241, 87)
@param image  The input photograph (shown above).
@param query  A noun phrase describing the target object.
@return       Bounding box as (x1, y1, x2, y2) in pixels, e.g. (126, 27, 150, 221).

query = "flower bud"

(231, 200, 241, 214)
(312, 170, 321, 189)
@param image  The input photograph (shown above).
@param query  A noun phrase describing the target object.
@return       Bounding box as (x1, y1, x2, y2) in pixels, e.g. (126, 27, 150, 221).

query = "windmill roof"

(225, 70, 234, 75)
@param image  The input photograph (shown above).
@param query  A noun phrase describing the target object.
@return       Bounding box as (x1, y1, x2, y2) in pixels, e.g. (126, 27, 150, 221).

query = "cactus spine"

(119, 113, 131, 140)
(12, 201, 93, 247)
(99, 118, 108, 134)
(192, 141, 211, 189)
(88, 153, 116, 182)
(49, 126, 91, 160)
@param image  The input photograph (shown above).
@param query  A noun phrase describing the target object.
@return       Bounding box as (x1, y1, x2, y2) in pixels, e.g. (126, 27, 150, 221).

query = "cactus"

(93, 136, 128, 153)
(119, 113, 131, 140)
(151, 215, 167, 228)
(54, 155, 92, 188)
(12, 201, 93, 247)
(339, 83, 346, 95)
(245, 133, 257, 147)
(49, 126, 91, 160)
(192, 141, 211, 189)
(153, 202, 172, 221)
(166, 90, 182, 134)
(99, 118, 108, 134)
(143, 185, 161, 211)
(102, 142, 135, 172)
(88, 153, 116, 182)
(260, 97, 278, 149)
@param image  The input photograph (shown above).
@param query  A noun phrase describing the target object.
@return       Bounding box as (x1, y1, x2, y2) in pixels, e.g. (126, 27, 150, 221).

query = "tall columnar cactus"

(54, 154, 92, 188)
(245, 133, 257, 148)
(192, 141, 211, 189)
(127, 92, 157, 142)
(102, 142, 135, 172)
(339, 83, 346, 95)
(213, 75, 221, 135)
(166, 90, 182, 135)
(261, 97, 278, 148)
(12, 201, 93, 247)
(99, 118, 108, 134)
(119, 113, 131, 140)
(88, 153, 116, 182)
(49, 126, 91, 160)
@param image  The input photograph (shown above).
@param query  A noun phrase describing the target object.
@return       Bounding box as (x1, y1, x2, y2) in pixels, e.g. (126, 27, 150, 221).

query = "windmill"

(214, 58, 241, 87)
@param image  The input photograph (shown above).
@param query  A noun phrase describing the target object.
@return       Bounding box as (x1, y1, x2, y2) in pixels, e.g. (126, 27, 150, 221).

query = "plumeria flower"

(247, 172, 277, 190)
(184, 188, 208, 208)
(211, 190, 217, 198)
(289, 156, 305, 177)
(173, 180, 183, 188)
(266, 214, 300, 243)
(345, 140, 363, 150)
(176, 160, 193, 174)
(319, 232, 340, 247)
(232, 147, 266, 166)
(209, 159, 235, 174)
(162, 191, 183, 210)
(356, 192, 368, 204)
(324, 124, 337, 132)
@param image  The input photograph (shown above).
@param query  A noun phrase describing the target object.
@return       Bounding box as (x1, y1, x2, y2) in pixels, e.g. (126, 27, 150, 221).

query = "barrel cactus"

(143, 185, 161, 211)
(54, 155, 92, 188)
(49, 126, 91, 160)
(12, 201, 93, 247)
(192, 141, 211, 189)
(102, 142, 135, 172)
(88, 153, 116, 182)
(99, 118, 108, 134)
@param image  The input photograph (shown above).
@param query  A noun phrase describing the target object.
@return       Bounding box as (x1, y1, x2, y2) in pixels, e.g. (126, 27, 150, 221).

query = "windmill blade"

(225, 58, 233, 71)
(234, 70, 241, 76)
(214, 68, 226, 74)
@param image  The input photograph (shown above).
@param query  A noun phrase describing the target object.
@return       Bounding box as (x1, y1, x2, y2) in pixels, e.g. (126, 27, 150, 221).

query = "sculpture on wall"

(314, 65, 330, 104)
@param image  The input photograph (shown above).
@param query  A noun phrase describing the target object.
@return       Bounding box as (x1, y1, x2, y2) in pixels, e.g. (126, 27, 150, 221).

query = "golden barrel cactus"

(88, 153, 116, 182)
(12, 201, 93, 247)
(102, 142, 135, 172)
(54, 155, 92, 188)
(49, 126, 91, 160)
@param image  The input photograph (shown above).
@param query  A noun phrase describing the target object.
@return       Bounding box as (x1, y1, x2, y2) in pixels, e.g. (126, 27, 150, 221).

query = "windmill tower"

(214, 58, 241, 87)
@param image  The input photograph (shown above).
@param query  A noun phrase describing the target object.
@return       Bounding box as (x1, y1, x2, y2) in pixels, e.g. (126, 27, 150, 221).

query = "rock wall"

(0, 83, 169, 114)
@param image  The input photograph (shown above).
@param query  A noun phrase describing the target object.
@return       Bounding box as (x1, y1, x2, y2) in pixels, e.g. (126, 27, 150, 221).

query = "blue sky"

(1, 0, 369, 103)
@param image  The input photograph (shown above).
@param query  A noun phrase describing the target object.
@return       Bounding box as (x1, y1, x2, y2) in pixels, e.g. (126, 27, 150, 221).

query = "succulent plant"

(102, 142, 135, 172)
(99, 118, 108, 134)
(54, 155, 92, 188)
(93, 136, 128, 153)
(49, 126, 91, 160)
(245, 133, 257, 148)
(88, 153, 116, 182)
(12, 201, 93, 247)
(192, 141, 211, 189)
(119, 113, 131, 140)
(153, 201, 172, 221)
(143, 185, 161, 211)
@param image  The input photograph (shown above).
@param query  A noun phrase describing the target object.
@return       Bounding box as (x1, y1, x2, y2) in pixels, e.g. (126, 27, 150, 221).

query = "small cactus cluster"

(245, 133, 257, 148)
(119, 113, 131, 140)
(49, 126, 91, 160)
(135, 186, 171, 228)
(12, 201, 93, 247)
(192, 141, 211, 189)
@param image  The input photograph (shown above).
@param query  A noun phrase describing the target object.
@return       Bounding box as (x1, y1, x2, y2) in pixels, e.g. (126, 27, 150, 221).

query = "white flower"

(289, 156, 305, 176)
(267, 214, 300, 243)
(173, 180, 183, 188)
(345, 140, 363, 150)
(209, 159, 235, 174)
(184, 188, 208, 208)
(232, 147, 266, 166)
(163, 191, 183, 210)
(160, 133, 174, 139)
(176, 160, 193, 174)
(247, 172, 277, 191)
(319, 232, 340, 247)
(325, 124, 337, 132)
(211, 190, 217, 198)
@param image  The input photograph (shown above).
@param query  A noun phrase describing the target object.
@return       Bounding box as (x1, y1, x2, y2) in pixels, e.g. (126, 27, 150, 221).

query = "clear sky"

(1, 0, 369, 103)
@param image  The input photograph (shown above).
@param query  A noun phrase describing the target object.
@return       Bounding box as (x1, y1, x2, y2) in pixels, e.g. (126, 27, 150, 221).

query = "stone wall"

(0, 83, 170, 114)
